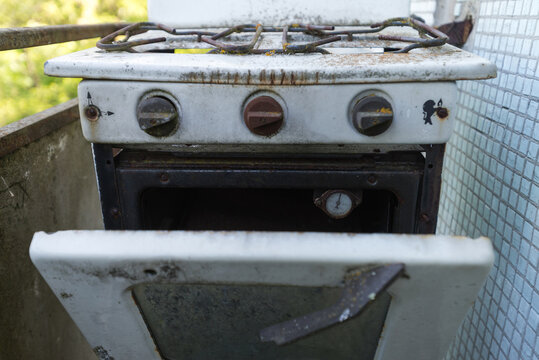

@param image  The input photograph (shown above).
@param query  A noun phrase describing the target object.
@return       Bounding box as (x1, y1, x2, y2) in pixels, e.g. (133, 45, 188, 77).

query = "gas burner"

(97, 17, 448, 54)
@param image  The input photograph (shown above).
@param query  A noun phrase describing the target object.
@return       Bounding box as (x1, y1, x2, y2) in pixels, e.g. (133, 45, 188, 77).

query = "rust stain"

(436, 107, 449, 120)
(155, 45, 469, 85)
(300, 72, 307, 84)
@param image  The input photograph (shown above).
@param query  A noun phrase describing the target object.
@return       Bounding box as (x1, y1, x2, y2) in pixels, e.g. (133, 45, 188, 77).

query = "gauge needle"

(335, 194, 342, 209)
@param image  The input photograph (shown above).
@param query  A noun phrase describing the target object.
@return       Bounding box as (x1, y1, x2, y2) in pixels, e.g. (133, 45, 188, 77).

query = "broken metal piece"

(259, 263, 404, 345)
(436, 17, 474, 48)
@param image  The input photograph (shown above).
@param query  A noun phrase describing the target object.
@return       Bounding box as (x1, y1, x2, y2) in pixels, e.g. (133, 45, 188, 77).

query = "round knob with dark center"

(243, 96, 284, 137)
(351, 96, 393, 136)
(137, 95, 179, 137)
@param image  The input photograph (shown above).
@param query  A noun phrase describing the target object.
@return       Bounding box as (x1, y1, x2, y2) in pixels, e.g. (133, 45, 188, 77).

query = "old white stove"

(32, 0, 497, 359)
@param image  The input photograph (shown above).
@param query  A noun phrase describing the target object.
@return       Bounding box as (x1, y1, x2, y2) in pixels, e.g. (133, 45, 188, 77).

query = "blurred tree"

(0, 0, 146, 127)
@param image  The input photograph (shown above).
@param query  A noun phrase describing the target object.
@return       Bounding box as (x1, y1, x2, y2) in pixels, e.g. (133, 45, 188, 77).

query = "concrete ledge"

(0, 99, 79, 158)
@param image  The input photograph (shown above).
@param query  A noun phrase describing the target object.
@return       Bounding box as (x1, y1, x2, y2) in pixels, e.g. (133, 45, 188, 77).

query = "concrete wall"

(0, 105, 102, 359)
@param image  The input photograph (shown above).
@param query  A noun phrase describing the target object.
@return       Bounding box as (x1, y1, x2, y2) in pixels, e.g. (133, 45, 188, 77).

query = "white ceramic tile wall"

(410, 0, 539, 358)
(410, 0, 467, 24)
(410, 0, 437, 24)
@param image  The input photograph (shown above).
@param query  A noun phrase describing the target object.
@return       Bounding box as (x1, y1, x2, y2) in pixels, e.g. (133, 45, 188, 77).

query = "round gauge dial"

(325, 192, 353, 218)
(314, 190, 362, 219)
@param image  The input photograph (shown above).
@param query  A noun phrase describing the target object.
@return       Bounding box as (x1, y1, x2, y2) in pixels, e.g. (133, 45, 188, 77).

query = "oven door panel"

(30, 231, 493, 360)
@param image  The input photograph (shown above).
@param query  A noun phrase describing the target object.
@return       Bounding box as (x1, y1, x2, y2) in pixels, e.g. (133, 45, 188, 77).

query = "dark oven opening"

(95, 146, 442, 233)
(141, 188, 396, 232)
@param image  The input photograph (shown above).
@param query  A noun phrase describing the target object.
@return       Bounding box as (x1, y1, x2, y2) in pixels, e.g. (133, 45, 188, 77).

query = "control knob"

(137, 95, 179, 137)
(351, 95, 393, 136)
(243, 95, 284, 137)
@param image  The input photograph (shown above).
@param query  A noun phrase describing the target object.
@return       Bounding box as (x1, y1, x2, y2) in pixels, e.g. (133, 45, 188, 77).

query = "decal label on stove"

(423, 99, 449, 125)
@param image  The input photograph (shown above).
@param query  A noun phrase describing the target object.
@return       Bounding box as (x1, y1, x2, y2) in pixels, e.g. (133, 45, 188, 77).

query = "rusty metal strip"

(0, 23, 129, 51)
(417, 144, 446, 234)
(259, 263, 404, 345)
(0, 99, 79, 158)
(92, 144, 124, 229)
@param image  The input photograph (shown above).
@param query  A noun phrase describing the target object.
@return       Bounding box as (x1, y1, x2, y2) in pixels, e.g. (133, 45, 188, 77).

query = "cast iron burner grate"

(97, 17, 448, 54)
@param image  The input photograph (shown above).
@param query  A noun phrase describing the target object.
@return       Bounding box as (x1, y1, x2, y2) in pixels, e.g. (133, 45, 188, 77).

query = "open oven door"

(30, 231, 493, 360)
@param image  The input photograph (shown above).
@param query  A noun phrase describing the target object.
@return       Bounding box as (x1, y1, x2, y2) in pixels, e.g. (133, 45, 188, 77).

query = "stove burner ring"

(97, 17, 448, 54)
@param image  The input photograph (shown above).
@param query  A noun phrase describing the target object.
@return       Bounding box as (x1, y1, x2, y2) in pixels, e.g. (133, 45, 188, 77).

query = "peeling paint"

(94, 346, 115, 360)
(339, 308, 351, 322)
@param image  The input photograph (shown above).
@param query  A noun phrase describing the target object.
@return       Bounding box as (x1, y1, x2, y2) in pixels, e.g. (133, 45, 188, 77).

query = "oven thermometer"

(314, 190, 362, 219)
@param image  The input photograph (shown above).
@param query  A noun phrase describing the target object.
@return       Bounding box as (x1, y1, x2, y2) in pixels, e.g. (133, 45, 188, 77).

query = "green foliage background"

(0, 0, 146, 127)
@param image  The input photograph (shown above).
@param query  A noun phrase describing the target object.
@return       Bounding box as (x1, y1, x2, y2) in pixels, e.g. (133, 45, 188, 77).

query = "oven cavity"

(94, 148, 436, 233)
(141, 188, 394, 232)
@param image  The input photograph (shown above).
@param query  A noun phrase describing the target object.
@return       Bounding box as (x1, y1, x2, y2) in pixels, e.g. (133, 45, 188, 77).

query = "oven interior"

(141, 188, 396, 232)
